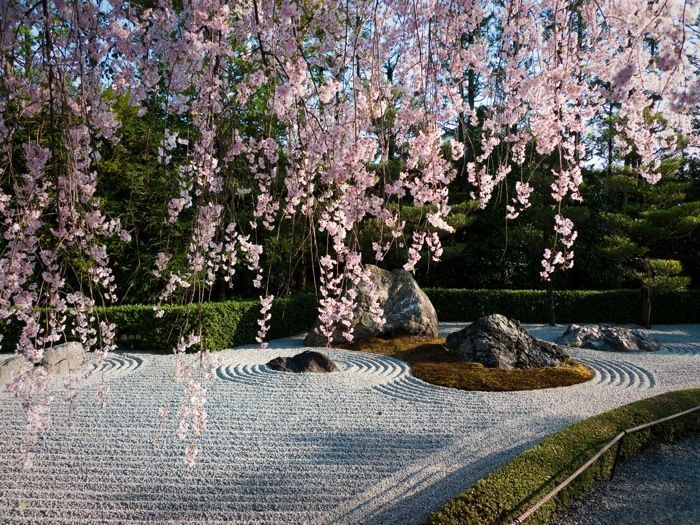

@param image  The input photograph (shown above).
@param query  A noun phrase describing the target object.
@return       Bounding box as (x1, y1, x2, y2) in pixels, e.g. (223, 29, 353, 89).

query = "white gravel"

(0, 323, 698, 524)
(554, 437, 700, 525)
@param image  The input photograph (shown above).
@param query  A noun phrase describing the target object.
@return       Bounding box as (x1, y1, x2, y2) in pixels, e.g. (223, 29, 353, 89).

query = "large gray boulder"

(43, 341, 86, 374)
(445, 314, 568, 369)
(557, 325, 661, 352)
(267, 351, 340, 373)
(304, 265, 439, 346)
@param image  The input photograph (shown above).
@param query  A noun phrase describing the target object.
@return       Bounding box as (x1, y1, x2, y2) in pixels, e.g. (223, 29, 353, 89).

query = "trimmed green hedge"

(425, 289, 700, 324)
(425, 388, 700, 525)
(2, 288, 698, 352)
(0, 294, 317, 353)
(107, 294, 318, 351)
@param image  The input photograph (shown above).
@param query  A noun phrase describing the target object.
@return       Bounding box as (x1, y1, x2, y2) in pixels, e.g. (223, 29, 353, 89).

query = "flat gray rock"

(445, 314, 568, 369)
(558, 325, 661, 352)
(267, 350, 340, 373)
(304, 265, 438, 346)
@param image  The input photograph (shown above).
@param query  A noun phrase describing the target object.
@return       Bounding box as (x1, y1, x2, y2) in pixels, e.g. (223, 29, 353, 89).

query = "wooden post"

(547, 284, 556, 327)
(641, 285, 652, 329)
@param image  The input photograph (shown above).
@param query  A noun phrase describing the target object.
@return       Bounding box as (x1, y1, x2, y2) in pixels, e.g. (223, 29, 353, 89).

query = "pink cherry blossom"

(1, 0, 698, 468)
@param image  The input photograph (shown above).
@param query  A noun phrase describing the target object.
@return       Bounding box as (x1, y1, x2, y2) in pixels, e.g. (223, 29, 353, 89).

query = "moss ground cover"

(349, 337, 594, 392)
(425, 388, 700, 525)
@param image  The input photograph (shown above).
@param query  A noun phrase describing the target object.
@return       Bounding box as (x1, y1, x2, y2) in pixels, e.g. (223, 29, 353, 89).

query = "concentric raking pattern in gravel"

(576, 356, 656, 389)
(661, 342, 700, 355)
(90, 354, 144, 376)
(215, 347, 410, 390)
(1, 324, 698, 525)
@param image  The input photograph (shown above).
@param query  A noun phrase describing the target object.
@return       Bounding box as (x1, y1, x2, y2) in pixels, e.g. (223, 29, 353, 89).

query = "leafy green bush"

(426, 389, 700, 525)
(635, 258, 691, 291)
(425, 289, 700, 324)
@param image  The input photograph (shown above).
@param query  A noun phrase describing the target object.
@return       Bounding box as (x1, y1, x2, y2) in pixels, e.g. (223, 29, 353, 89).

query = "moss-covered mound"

(350, 336, 594, 392)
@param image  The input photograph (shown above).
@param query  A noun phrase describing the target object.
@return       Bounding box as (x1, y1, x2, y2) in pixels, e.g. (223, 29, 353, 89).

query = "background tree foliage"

(96, 92, 700, 305)
(77, 4, 700, 305)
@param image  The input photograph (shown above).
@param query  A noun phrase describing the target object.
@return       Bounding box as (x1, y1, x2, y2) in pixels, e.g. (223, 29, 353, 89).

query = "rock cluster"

(445, 314, 567, 369)
(304, 265, 438, 346)
(557, 324, 661, 352)
(267, 351, 340, 373)
(0, 341, 86, 385)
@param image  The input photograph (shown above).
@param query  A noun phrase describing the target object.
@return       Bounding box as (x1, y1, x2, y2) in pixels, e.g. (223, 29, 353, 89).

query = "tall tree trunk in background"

(607, 102, 614, 177)
(547, 283, 556, 326)
(300, 257, 308, 292)
(457, 70, 476, 148)
(641, 285, 652, 328)
(214, 278, 226, 301)
(467, 70, 476, 113)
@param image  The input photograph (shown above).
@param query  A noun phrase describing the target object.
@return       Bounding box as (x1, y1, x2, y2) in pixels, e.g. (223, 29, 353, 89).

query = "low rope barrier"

(509, 404, 700, 525)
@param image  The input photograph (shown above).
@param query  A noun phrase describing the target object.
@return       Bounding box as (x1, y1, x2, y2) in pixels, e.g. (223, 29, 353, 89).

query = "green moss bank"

(426, 389, 700, 525)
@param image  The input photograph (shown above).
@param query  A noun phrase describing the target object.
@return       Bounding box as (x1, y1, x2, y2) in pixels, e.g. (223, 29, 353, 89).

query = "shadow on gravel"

(334, 414, 584, 525)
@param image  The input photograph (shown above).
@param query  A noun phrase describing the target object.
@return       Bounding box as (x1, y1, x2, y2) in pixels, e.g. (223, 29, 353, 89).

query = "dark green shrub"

(650, 290, 700, 323)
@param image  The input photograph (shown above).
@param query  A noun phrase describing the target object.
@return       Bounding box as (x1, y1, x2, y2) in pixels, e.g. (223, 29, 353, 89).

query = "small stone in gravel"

(267, 351, 340, 373)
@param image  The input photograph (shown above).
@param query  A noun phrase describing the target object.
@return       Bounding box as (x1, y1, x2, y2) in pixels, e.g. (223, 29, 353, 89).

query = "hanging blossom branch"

(1, 0, 698, 467)
(0, 0, 131, 468)
(145, 1, 464, 352)
(458, 1, 699, 280)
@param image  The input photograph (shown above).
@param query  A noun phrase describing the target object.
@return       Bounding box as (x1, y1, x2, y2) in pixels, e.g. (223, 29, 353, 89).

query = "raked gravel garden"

(1, 323, 699, 525)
